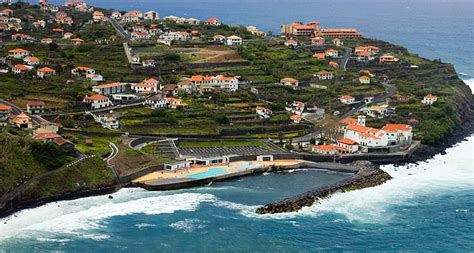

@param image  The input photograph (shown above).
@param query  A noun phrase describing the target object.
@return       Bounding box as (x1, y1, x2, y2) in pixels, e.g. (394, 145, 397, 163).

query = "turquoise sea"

(1, 0, 473, 251)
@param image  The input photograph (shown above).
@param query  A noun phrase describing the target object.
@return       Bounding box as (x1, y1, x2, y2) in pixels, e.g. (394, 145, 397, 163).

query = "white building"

(226, 35, 242, 46)
(144, 11, 159, 20)
(422, 94, 438, 105)
(315, 70, 334, 80)
(184, 75, 239, 92)
(92, 82, 128, 95)
(122, 10, 142, 22)
(359, 75, 370, 84)
(325, 49, 338, 58)
(8, 48, 29, 58)
(71, 66, 96, 76)
(339, 95, 355, 104)
(256, 106, 272, 119)
(83, 94, 113, 110)
(27, 101, 45, 114)
(280, 77, 299, 89)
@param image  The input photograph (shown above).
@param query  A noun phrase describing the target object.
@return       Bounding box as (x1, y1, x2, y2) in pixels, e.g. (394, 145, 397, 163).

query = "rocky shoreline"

(407, 109, 474, 164)
(255, 161, 392, 214)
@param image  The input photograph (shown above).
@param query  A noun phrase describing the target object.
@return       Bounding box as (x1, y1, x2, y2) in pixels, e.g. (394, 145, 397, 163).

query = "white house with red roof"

(290, 114, 302, 124)
(339, 95, 355, 104)
(13, 64, 33, 74)
(131, 83, 158, 94)
(184, 75, 240, 92)
(71, 66, 95, 76)
(286, 101, 305, 115)
(205, 17, 221, 26)
(422, 94, 438, 105)
(111, 11, 122, 19)
(92, 82, 128, 95)
(311, 145, 337, 155)
(337, 138, 359, 153)
(212, 34, 226, 43)
(37, 67, 56, 78)
(92, 10, 105, 22)
(8, 48, 29, 58)
(164, 97, 188, 109)
(0, 104, 12, 126)
(325, 49, 338, 58)
(311, 36, 325, 46)
(256, 106, 272, 119)
(27, 101, 45, 114)
(144, 11, 159, 20)
(342, 123, 413, 150)
(359, 75, 370, 84)
(23, 56, 40, 65)
(122, 10, 142, 22)
(280, 77, 299, 89)
(332, 38, 343, 46)
(83, 94, 112, 110)
(284, 39, 298, 47)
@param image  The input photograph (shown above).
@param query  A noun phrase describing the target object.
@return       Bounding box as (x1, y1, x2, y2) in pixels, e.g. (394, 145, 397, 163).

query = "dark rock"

(255, 161, 392, 215)
(108, 195, 113, 199)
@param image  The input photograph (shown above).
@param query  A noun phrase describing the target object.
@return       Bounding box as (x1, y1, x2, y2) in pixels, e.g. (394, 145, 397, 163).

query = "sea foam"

(0, 192, 216, 240)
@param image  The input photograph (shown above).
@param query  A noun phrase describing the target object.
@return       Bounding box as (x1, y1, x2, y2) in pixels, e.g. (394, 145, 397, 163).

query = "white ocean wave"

(462, 78, 474, 94)
(0, 192, 216, 240)
(169, 218, 208, 233)
(254, 135, 474, 222)
(135, 223, 157, 230)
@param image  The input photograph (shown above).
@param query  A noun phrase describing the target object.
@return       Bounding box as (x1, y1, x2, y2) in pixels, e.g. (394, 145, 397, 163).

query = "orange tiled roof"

(9, 48, 29, 53)
(0, 104, 11, 110)
(38, 67, 55, 72)
(338, 138, 357, 145)
(347, 124, 373, 133)
(85, 94, 109, 101)
(340, 95, 354, 100)
(340, 117, 357, 125)
(14, 64, 31, 71)
(313, 145, 336, 151)
(382, 124, 412, 132)
(93, 82, 124, 89)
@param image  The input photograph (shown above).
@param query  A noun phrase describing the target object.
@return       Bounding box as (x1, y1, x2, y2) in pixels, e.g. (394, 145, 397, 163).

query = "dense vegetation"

(0, 129, 74, 196)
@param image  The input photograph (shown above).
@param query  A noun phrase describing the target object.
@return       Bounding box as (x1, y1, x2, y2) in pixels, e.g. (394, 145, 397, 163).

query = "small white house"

(339, 95, 355, 104)
(83, 94, 113, 110)
(359, 75, 370, 84)
(325, 49, 338, 58)
(312, 145, 337, 155)
(256, 106, 272, 119)
(315, 70, 334, 80)
(422, 94, 438, 105)
(226, 35, 242, 46)
(284, 40, 298, 47)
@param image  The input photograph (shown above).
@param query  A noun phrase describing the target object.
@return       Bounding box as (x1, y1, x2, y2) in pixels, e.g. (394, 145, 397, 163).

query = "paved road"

(340, 47, 352, 71)
(108, 18, 131, 40)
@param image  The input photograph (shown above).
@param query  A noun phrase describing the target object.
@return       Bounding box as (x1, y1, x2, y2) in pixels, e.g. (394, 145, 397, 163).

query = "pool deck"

(132, 160, 307, 191)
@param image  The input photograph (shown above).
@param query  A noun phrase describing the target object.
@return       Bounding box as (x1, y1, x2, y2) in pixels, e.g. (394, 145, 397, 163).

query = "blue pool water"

(186, 168, 228, 179)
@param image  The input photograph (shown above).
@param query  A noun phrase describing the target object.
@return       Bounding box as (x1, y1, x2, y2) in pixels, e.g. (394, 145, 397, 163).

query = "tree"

(310, 115, 341, 144)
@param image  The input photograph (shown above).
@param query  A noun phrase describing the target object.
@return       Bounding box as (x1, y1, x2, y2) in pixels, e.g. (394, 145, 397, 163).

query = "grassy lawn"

(109, 137, 174, 176)
(73, 135, 119, 157)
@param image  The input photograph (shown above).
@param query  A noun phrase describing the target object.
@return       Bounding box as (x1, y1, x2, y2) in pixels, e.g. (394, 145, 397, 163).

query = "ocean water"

(2, 0, 474, 251)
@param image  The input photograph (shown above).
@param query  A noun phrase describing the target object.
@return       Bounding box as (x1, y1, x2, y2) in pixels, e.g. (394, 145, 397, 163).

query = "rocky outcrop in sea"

(255, 161, 392, 214)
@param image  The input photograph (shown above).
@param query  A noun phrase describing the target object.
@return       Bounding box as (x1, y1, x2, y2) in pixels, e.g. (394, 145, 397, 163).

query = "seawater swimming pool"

(186, 168, 229, 179)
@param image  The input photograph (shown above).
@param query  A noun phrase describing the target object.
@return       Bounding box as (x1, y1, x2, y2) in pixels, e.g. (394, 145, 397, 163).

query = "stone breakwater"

(255, 161, 392, 214)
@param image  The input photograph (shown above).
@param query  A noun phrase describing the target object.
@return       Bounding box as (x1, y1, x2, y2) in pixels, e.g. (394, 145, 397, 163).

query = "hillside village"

(0, 0, 463, 161)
